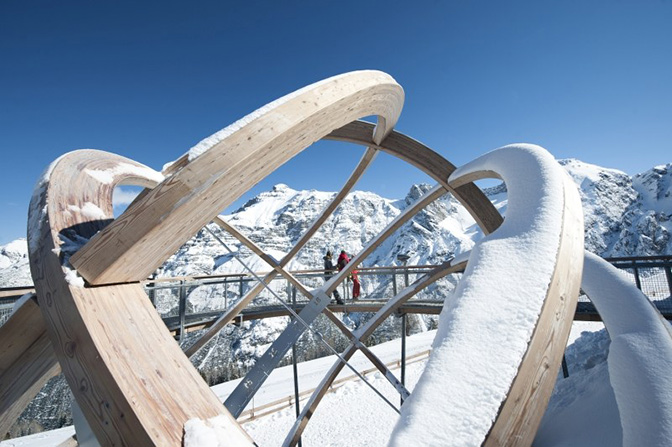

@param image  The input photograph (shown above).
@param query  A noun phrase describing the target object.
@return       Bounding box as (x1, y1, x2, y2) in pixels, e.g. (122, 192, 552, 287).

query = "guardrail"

(1, 255, 671, 329)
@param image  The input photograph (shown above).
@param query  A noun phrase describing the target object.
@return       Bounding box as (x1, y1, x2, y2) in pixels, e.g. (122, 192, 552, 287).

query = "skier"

(323, 250, 344, 304)
(337, 250, 361, 299)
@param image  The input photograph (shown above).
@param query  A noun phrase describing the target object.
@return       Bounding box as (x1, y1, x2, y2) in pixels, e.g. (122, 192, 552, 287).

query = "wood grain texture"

(71, 71, 404, 285)
(482, 170, 584, 447)
(0, 298, 60, 438)
(28, 151, 254, 446)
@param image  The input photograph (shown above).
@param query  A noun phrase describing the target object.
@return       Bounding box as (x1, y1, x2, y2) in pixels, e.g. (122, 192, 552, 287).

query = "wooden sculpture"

(0, 70, 587, 447)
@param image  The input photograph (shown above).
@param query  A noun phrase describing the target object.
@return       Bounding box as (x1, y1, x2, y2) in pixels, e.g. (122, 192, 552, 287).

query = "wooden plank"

(70, 71, 404, 285)
(0, 298, 60, 438)
(28, 151, 254, 446)
(0, 287, 35, 299)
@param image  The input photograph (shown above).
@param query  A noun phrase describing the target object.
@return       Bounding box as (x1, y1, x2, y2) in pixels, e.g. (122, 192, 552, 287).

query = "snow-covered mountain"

(155, 182, 477, 281)
(3, 159, 669, 290)
(562, 160, 672, 257)
(1, 158, 671, 437)
(0, 239, 31, 288)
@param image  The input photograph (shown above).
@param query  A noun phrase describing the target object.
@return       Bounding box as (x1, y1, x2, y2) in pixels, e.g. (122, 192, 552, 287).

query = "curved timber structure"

(3, 69, 667, 446)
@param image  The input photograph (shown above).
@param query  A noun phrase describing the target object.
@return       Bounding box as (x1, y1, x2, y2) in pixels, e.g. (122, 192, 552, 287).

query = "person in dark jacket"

(337, 250, 361, 299)
(323, 251, 344, 304)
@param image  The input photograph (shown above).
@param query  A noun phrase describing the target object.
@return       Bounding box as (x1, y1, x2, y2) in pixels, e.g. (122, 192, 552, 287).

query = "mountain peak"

(272, 183, 292, 193)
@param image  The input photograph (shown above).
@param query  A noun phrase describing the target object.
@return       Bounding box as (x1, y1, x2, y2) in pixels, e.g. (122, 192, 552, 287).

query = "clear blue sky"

(1, 0, 671, 244)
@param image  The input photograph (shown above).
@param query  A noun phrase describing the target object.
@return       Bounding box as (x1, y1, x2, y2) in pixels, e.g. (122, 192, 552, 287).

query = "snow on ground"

(535, 325, 620, 447)
(580, 252, 672, 447)
(2, 323, 618, 447)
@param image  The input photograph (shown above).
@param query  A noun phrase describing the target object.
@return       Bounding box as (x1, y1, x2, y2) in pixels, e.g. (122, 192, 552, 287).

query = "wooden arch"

(1, 70, 584, 447)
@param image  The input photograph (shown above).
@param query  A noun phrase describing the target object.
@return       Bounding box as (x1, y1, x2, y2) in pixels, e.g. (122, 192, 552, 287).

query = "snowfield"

(1, 322, 627, 447)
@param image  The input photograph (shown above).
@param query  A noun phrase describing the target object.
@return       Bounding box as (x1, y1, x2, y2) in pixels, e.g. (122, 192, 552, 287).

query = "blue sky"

(1, 0, 671, 244)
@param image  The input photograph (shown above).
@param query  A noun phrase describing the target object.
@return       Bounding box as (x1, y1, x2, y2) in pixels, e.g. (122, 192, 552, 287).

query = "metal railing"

(142, 265, 459, 340)
(1, 256, 671, 329)
(575, 255, 672, 319)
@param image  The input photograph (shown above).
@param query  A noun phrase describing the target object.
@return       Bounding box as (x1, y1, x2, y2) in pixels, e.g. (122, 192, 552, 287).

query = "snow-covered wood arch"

(4, 70, 666, 447)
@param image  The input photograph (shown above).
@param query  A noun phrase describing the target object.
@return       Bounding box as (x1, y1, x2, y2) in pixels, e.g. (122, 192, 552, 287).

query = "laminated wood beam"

(27, 151, 254, 447)
(0, 298, 60, 438)
(326, 120, 503, 235)
(70, 71, 404, 285)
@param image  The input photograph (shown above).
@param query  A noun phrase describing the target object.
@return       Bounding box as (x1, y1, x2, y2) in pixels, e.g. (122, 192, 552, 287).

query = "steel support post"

(562, 354, 569, 378)
(178, 280, 187, 343)
(665, 266, 672, 298)
(401, 312, 407, 406)
(291, 288, 302, 447)
(147, 274, 156, 307)
(633, 262, 642, 290)
(224, 278, 228, 309)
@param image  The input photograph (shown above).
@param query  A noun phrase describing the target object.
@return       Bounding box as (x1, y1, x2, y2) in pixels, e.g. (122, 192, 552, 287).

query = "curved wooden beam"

(581, 251, 672, 447)
(0, 297, 60, 438)
(326, 120, 503, 235)
(27, 150, 255, 446)
(482, 168, 583, 447)
(19, 70, 577, 447)
(389, 145, 584, 447)
(70, 71, 404, 285)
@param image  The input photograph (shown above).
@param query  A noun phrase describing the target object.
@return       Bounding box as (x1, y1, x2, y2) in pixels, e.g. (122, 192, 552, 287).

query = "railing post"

(665, 265, 672, 298)
(178, 280, 187, 343)
(392, 271, 398, 296)
(291, 287, 302, 447)
(562, 354, 569, 378)
(239, 275, 244, 299)
(632, 261, 642, 290)
(147, 273, 156, 307)
(224, 278, 228, 309)
(401, 312, 407, 406)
